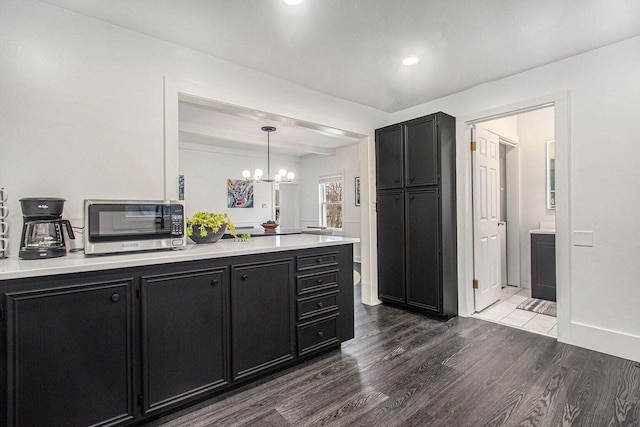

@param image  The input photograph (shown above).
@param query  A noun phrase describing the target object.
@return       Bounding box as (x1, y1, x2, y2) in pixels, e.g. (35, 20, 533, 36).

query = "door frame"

(500, 137, 521, 288)
(456, 92, 571, 342)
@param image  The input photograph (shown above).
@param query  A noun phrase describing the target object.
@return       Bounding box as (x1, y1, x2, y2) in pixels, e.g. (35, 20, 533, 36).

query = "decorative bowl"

(261, 222, 279, 232)
(189, 224, 226, 244)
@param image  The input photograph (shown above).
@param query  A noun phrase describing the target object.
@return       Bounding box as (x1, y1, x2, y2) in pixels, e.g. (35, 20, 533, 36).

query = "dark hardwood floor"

(150, 285, 640, 427)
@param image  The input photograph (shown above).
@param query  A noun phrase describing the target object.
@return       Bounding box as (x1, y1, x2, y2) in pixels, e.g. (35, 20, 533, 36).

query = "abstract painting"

(227, 179, 254, 208)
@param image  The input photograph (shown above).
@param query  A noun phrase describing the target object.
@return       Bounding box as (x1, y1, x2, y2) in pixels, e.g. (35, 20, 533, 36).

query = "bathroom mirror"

(546, 140, 556, 209)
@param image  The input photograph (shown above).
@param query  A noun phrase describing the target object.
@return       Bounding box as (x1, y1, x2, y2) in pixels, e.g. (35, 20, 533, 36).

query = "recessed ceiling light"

(402, 56, 420, 66)
(283, 0, 304, 4)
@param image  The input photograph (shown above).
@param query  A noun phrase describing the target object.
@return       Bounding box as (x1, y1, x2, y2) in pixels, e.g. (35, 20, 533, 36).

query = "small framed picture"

(355, 177, 361, 206)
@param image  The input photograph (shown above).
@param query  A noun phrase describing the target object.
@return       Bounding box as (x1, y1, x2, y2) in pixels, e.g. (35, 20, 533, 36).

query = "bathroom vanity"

(530, 229, 556, 301)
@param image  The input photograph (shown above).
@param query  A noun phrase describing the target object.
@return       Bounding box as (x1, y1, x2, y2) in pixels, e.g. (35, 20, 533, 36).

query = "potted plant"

(186, 211, 237, 244)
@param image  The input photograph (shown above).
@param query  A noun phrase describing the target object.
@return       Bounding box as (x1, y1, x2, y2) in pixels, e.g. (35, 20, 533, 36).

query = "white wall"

(387, 35, 640, 362)
(3, 0, 640, 363)
(517, 107, 555, 286)
(300, 143, 361, 260)
(479, 116, 519, 143)
(0, 0, 385, 255)
(179, 142, 301, 227)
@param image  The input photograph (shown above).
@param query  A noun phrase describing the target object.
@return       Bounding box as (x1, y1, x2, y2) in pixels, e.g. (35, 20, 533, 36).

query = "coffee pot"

(19, 198, 75, 260)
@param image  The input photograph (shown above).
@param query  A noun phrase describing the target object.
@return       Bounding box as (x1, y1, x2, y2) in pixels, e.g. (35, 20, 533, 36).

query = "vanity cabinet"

(531, 233, 556, 301)
(231, 260, 295, 381)
(0, 243, 354, 426)
(140, 268, 229, 415)
(4, 278, 135, 427)
(375, 112, 458, 318)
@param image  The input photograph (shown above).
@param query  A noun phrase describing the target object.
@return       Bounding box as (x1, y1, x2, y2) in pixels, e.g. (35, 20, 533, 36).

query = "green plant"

(186, 211, 237, 238)
(235, 233, 251, 242)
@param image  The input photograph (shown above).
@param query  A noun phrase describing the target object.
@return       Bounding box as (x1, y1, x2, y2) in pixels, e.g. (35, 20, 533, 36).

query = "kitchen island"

(0, 235, 357, 426)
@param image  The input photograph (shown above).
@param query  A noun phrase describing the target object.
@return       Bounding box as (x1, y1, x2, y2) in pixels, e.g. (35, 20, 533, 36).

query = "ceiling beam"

(179, 123, 336, 156)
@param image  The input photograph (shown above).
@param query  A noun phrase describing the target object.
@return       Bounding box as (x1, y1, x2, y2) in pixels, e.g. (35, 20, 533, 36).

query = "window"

(319, 175, 343, 229)
(274, 186, 281, 222)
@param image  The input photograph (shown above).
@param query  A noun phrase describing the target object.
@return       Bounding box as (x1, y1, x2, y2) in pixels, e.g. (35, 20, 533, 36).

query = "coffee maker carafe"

(19, 198, 75, 260)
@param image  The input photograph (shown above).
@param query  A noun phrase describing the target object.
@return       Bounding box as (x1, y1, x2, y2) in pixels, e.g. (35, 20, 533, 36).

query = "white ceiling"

(39, 0, 640, 113)
(178, 100, 361, 157)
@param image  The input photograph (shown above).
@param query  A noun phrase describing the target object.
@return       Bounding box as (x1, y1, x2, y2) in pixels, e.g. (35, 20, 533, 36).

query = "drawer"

(297, 270, 338, 296)
(297, 252, 338, 271)
(297, 315, 339, 356)
(297, 290, 339, 321)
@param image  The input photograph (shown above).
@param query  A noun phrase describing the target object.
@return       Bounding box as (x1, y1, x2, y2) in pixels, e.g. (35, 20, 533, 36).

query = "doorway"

(470, 106, 557, 336)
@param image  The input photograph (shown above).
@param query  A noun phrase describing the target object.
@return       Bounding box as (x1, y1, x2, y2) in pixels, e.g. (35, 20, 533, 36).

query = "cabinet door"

(231, 260, 294, 381)
(376, 191, 405, 303)
(141, 269, 229, 415)
(405, 115, 438, 187)
(406, 189, 441, 312)
(5, 280, 135, 427)
(531, 234, 557, 302)
(376, 125, 404, 190)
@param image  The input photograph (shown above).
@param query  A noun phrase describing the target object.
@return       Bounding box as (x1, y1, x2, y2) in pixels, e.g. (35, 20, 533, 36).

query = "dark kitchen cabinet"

(140, 268, 229, 415)
(4, 279, 135, 427)
(376, 191, 405, 303)
(405, 115, 438, 187)
(231, 260, 295, 381)
(1, 243, 354, 426)
(376, 112, 458, 318)
(406, 188, 440, 312)
(294, 249, 354, 357)
(531, 233, 557, 302)
(375, 125, 403, 190)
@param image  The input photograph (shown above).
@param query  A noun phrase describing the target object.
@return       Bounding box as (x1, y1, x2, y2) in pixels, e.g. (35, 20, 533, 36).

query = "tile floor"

(471, 286, 557, 337)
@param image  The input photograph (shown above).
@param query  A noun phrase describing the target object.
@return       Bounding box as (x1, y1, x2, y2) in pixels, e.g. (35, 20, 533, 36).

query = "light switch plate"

(573, 230, 593, 247)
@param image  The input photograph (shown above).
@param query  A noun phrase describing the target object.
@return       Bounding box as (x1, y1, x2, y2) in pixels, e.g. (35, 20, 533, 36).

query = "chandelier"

(242, 126, 295, 183)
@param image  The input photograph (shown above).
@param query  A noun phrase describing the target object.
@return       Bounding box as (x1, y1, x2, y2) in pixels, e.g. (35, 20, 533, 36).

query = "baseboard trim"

(562, 321, 640, 363)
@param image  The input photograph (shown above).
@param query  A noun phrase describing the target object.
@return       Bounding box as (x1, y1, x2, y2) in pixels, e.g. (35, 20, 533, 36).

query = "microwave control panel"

(169, 204, 185, 237)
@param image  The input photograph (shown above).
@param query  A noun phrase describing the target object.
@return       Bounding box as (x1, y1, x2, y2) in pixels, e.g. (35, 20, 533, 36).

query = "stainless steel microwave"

(84, 200, 186, 255)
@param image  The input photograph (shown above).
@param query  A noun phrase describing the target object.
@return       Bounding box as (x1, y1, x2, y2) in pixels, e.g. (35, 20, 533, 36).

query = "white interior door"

(473, 126, 502, 311)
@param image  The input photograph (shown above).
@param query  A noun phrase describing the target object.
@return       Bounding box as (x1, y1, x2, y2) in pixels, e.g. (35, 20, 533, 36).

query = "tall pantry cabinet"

(375, 112, 458, 318)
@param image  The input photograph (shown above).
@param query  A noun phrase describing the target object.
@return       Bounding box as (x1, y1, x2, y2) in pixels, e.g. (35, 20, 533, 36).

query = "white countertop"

(0, 235, 359, 281)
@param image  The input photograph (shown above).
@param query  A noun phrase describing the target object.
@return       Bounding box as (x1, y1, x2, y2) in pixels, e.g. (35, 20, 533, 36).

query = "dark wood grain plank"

(151, 286, 640, 427)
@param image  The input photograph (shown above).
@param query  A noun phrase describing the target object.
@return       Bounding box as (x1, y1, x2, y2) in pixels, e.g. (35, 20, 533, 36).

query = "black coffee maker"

(19, 198, 75, 260)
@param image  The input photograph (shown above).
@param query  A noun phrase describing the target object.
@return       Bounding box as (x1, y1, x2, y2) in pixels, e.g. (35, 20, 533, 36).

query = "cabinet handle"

(111, 293, 120, 302)
(241, 274, 249, 281)
(317, 301, 324, 308)
(211, 279, 219, 286)
(317, 258, 322, 263)
(410, 195, 415, 201)
(409, 177, 415, 183)
(394, 196, 401, 201)
(317, 331, 324, 338)
(317, 279, 324, 284)
(394, 178, 400, 184)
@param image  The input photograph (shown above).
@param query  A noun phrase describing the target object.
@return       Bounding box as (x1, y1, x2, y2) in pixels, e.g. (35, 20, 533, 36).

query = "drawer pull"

(317, 302, 324, 308)
(111, 293, 120, 302)
(317, 331, 324, 338)
(317, 279, 323, 284)
(211, 279, 219, 286)
(317, 258, 323, 264)
(394, 178, 400, 184)
(241, 274, 249, 281)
